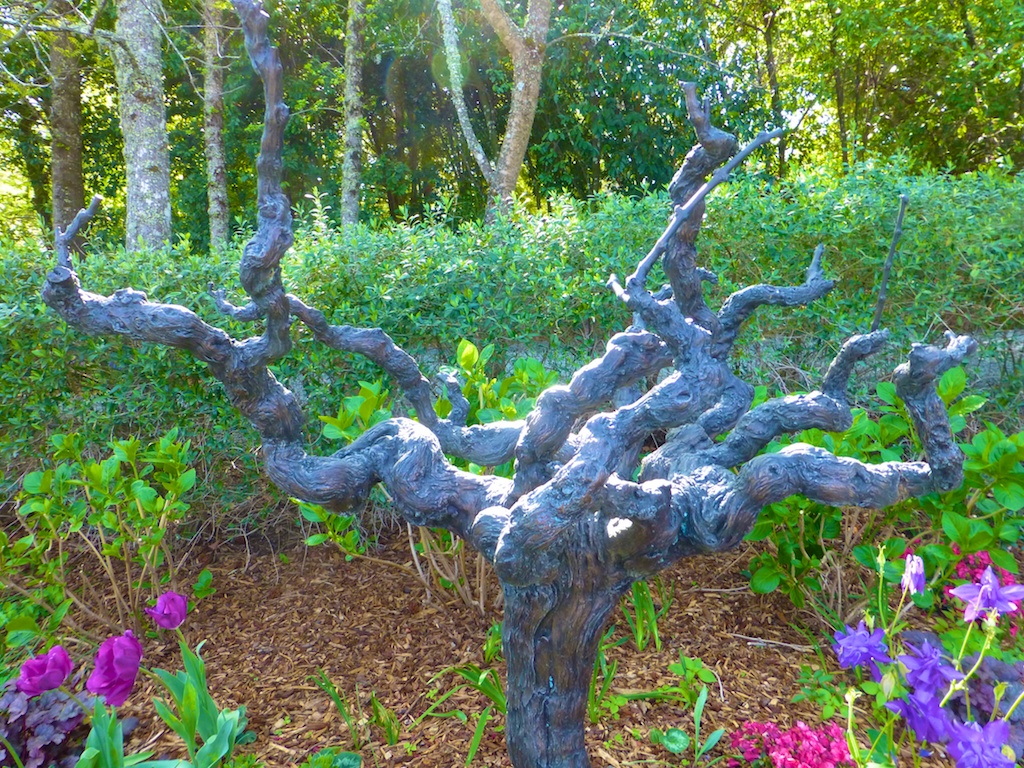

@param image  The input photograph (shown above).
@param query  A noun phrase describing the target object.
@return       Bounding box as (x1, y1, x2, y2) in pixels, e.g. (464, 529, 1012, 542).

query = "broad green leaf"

(457, 339, 479, 371)
(661, 727, 690, 754)
(993, 482, 1024, 512)
(937, 366, 966, 404)
(749, 566, 781, 594)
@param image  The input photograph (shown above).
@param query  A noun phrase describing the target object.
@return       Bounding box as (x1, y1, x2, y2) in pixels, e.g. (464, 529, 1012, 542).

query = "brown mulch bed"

(118, 536, 855, 767)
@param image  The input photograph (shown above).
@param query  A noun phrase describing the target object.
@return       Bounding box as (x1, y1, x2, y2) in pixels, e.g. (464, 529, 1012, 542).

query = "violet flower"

(899, 641, 963, 696)
(145, 591, 188, 630)
(885, 688, 954, 745)
(947, 719, 1015, 768)
(950, 566, 1024, 622)
(86, 630, 143, 707)
(833, 621, 892, 681)
(902, 554, 926, 595)
(15, 645, 73, 697)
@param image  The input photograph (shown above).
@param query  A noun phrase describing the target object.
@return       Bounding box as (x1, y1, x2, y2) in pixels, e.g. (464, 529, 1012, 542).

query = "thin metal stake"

(871, 194, 910, 332)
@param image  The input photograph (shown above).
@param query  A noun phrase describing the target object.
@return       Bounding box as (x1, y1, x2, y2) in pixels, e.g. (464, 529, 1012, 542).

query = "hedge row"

(2, 163, 1021, 513)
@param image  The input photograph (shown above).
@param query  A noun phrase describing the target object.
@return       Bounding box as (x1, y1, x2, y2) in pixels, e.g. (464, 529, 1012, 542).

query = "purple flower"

(86, 630, 143, 707)
(886, 688, 954, 745)
(902, 554, 926, 595)
(145, 591, 188, 630)
(15, 646, 73, 697)
(950, 566, 1024, 622)
(899, 642, 963, 696)
(833, 621, 892, 681)
(947, 720, 1014, 768)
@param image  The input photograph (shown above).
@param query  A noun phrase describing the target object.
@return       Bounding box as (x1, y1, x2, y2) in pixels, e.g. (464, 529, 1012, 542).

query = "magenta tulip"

(86, 630, 143, 706)
(16, 645, 73, 697)
(145, 591, 189, 630)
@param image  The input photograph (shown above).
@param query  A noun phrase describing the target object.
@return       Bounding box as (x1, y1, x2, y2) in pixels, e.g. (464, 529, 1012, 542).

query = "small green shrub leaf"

(749, 567, 781, 594)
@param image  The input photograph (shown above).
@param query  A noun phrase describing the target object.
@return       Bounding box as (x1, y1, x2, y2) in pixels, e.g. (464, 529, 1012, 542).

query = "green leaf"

(299, 503, 326, 523)
(660, 727, 690, 754)
(5, 615, 41, 647)
(749, 566, 781, 594)
(876, 382, 898, 406)
(22, 470, 52, 495)
(988, 548, 1018, 573)
(177, 469, 196, 494)
(993, 482, 1024, 512)
(457, 339, 479, 371)
(937, 366, 966, 405)
(306, 533, 330, 546)
(698, 728, 726, 758)
(942, 511, 971, 547)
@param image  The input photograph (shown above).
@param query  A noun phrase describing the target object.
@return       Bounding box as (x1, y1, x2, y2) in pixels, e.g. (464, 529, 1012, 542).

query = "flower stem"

(0, 733, 26, 768)
(1002, 689, 1024, 721)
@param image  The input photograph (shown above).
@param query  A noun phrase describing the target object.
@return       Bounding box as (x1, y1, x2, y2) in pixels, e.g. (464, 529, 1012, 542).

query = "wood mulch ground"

(120, 532, 857, 768)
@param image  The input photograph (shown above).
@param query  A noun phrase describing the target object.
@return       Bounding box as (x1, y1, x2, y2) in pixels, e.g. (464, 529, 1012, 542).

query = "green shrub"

(2, 165, 1020, 526)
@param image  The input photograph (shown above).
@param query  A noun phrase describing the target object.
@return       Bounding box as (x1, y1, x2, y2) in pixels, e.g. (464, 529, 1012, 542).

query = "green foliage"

(745, 366, 1024, 611)
(649, 687, 726, 765)
(318, 380, 391, 443)
(3, 169, 1021, 533)
(667, 654, 721, 710)
(620, 578, 673, 652)
(791, 665, 845, 720)
(312, 670, 366, 751)
(77, 642, 248, 768)
(296, 748, 361, 768)
(3, 430, 196, 640)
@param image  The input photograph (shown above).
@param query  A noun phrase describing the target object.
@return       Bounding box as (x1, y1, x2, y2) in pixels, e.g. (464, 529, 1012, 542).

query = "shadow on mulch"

(121, 536, 855, 767)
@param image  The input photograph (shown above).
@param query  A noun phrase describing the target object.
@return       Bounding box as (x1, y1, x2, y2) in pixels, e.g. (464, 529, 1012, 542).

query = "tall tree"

(112, 0, 172, 250)
(202, 0, 230, 250)
(339, 0, 364, 225)
(49, 0, 85, 246)
(438, 0, 552, 218)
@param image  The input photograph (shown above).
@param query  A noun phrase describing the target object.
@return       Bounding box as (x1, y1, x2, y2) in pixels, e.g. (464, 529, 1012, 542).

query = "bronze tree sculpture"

(42, 3, 976, 766)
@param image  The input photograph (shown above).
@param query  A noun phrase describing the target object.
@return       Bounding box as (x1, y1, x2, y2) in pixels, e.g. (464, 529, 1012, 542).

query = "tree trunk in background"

(50, 1, 85, 250)
(438, 0, 551, 222)
(762, 9, 786, 178)
(340, 0, 364, 226)
(203, 0, 230, 250)
(13, 101, 52, 235)
(479, 0, 550, 220)
(826, 1, 849, 170)
(112, 0, 172, 251)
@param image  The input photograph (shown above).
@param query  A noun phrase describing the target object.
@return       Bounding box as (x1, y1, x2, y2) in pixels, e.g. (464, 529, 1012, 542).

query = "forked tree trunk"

(113, 0, 172, 251)
(438, 0, 551, 221)
(203, 0, 231, 250)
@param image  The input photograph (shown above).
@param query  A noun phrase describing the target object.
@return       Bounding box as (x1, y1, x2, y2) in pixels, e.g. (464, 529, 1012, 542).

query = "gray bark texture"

(340, 0, 365, 226)
(50, 0, 85, 250)
(43, 5, 977, 767)
(112, 0, 172, 251)
(203, 0, 231, 250)
(438, 0, 551, 219)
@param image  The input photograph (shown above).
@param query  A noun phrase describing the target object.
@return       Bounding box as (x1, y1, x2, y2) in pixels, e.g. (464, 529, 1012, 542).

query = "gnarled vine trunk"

(42, 3, 976, 767)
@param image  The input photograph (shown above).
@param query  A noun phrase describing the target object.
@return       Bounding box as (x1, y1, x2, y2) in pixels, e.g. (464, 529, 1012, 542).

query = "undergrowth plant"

(3, 430, 197, 639)
(745, 367, 1023, 618)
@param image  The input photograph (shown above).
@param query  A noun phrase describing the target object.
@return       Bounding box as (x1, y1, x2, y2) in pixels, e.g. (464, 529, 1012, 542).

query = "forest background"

(1, 0, 1022, 247)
